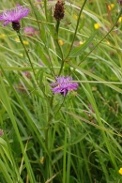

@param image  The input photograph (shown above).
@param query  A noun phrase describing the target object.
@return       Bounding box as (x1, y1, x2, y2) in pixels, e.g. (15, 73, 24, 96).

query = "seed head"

(54, 0, 64, 21)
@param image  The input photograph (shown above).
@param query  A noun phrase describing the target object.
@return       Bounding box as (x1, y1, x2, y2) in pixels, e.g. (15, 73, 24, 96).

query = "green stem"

(17, 32, 37, 82)
(58, 0, 88, 76)
(65, 0, 88, 60)
(63, 119, 68, 183)
(58, 55, 65, 76)
(56, 20, 60, 34)
(54, 20, 64, 76)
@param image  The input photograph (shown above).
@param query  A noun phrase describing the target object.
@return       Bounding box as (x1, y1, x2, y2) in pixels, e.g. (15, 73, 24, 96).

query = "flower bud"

(12, 22, 20, 32)
(54, 0, 64, 21)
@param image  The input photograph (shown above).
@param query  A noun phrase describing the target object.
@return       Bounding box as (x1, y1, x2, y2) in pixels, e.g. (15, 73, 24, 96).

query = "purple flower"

(24, 26, 39, 36)
(51, 76, 78, 96)
(0, 5, 29, 31)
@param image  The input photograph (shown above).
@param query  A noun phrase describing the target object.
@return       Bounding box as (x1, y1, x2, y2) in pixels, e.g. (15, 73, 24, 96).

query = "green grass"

(0, 0, 122, 182)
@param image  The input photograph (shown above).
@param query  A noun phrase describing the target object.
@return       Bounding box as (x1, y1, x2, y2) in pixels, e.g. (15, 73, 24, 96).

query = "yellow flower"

(15, 38, 29, 45)
(118, 16, 122, 23)
(119, 168, 122, 175)
(0, 34, 6, 39)
(58, 39, 64, 46)
(94, 23, 101, 29)
(19, 53, 23, 57)
(106, 41, 110, 45)
(73, 14, 78, 20)
(23, 40, 29, 45)
(108, 4, 115, 11)
(79, 41, 84, 45)
(15, 38, 20, 43)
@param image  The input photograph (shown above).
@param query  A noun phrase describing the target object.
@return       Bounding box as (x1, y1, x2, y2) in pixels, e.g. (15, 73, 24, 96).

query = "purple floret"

(0, 5, 29, 25)
(51, 76, 78, 96)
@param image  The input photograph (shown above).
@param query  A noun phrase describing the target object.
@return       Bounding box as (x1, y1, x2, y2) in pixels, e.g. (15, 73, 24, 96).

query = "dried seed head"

(54, 0, 64, 21)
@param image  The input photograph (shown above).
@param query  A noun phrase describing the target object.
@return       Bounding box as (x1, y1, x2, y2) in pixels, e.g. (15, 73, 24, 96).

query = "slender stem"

(54, 20, 64, 76)
(65, 0, 88, 60)
(78, 8, 122, 66)
(55, 96, 66, 114)
(56, 20, 60, 34)
(58, 56, 64, 76)
(17, 32, 37, 82)
(63, 118, 68, 183)
(58, 0, 88, 76)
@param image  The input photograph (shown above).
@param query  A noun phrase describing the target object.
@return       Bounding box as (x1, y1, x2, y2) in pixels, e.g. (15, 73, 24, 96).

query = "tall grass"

(0, 0, 122, 182)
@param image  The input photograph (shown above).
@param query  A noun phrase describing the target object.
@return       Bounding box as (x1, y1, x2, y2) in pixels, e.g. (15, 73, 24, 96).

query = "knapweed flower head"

(0, 5, 29, 31)
(51, 76, 78, 96)
(24, 26, 38, 36)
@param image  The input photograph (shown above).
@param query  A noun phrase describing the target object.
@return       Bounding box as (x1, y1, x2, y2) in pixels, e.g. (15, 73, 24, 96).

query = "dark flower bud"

(12, 22, 20, 32)
(54, 0, 64, 21)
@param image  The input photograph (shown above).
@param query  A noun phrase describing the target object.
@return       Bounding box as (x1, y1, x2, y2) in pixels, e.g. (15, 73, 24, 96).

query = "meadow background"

(0, 0, 122, 182)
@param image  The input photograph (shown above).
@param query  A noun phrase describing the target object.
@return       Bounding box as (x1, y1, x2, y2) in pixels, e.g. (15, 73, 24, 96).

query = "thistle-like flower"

(51, 76, 78, 96)
(0, 5, 29, 31)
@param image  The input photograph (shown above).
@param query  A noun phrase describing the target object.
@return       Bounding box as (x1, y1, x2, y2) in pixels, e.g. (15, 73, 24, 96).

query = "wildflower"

(73, 14, 78, 20)
(94, 23, 101, 29)
(79, 41, 84, 45)
(51, 76, 78, 96)
(15, 37, 29, 45)
(58, 39, 64, 46)
(54, 0, 64, 21)
(0, 34, 6, 39)
(15, 37, 20, 42)
(0, 5, 29, 32)
(108, 4, 115, 11)
(23, 40, 29, 45)
(119, 167, 122, 175)
(24, 26, 39, 36)
(19, 53, 23, 57)
(73, 40, 84, 47)
(118, 16, 122, 23)
(106, 40, 110, 45)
